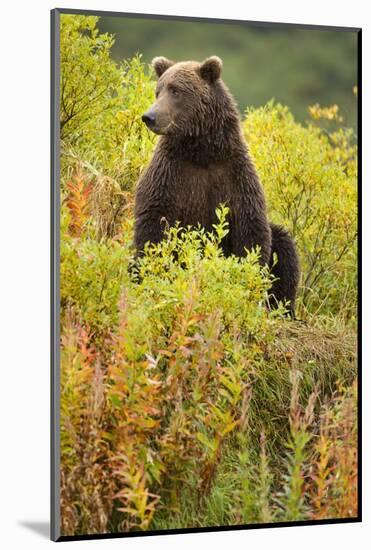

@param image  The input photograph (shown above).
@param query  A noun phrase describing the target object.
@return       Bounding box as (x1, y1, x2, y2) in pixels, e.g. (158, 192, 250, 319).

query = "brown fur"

(134, 56, 299, 315)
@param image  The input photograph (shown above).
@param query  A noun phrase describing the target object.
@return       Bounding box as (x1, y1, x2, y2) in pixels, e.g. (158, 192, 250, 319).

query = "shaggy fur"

(134, 56, 300, 315)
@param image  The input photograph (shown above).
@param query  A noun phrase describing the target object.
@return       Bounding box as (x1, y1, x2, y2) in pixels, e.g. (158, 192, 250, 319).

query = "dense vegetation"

(59, 15, 358, 536)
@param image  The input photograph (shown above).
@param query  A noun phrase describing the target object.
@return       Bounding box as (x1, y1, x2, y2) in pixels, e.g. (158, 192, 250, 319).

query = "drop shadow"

(18, 521, 50, 539)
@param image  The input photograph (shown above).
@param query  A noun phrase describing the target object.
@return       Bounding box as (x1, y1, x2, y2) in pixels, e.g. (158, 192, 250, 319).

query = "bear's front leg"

(133, 208, 169, 257)
(133, 156, 177, 257)
(131, 185, 170, 281)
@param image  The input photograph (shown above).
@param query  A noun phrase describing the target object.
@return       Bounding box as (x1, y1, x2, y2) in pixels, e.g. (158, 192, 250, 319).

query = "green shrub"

(60, 14, 156, 189)
(244, 102, 357, 319)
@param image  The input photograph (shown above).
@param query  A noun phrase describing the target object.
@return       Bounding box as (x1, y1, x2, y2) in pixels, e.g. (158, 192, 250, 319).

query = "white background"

(0, 0, 368, 548)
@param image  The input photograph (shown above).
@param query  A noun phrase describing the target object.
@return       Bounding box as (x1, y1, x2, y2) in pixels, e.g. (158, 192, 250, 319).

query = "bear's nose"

(142, 113, 156, 128)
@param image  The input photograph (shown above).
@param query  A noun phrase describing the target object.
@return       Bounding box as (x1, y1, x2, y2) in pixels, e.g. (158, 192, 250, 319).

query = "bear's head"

(142, 56, 233, 138)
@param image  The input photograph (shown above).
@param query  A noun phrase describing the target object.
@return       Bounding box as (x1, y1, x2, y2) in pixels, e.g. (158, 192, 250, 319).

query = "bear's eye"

(169, 86, 179, 97)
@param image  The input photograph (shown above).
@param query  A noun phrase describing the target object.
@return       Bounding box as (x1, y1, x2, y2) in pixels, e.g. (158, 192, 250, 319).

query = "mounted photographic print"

(51, 8, 361, 541)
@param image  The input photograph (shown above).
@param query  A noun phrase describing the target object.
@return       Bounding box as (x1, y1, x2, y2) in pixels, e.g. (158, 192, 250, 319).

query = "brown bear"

(134, 56, 300, 316)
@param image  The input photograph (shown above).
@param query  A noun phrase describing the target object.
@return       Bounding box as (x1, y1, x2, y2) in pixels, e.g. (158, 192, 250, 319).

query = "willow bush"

(244, 102, 357, 319)
(60, 14, 156, 191)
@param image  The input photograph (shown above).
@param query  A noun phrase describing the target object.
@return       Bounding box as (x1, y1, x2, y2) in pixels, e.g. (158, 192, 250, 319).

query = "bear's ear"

(199, 56, 222, 83)
(152, 56, 174, 78)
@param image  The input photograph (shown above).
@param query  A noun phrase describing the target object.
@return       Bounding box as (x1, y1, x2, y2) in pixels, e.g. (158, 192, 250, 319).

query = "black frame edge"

(51, 7, 61, 543)
(357, 28, 362, 523)
(55, 7, 360, 32)
(56, 517, 361, 543)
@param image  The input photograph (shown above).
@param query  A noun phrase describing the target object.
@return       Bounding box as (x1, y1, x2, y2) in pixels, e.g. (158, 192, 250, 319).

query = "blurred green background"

(98, 16, 358, 128)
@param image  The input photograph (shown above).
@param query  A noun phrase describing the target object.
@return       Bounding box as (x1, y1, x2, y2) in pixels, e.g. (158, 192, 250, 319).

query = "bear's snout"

(142, 112, 156, 128)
